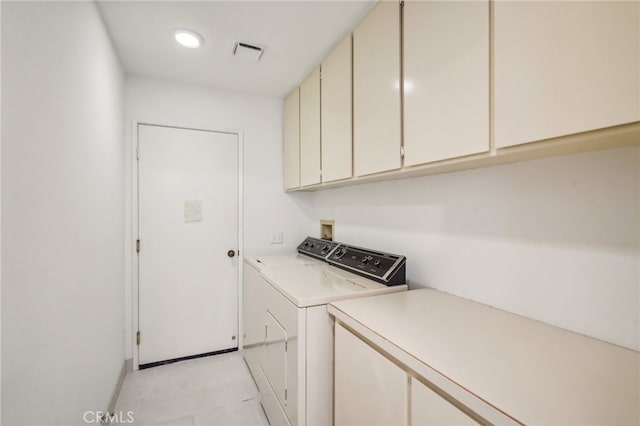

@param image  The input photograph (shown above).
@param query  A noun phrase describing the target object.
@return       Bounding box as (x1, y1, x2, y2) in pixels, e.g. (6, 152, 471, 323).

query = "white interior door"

(138, 124, 239, 366)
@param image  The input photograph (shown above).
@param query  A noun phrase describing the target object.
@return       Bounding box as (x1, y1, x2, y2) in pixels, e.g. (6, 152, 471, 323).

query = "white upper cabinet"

(321, 35, 353, 183)
(283, 88, 300, 190)
(494, 1, 640, 148)
(300, 66, 321, 186)
(353, 1, 401, 177)
(403, 0, 489, 166)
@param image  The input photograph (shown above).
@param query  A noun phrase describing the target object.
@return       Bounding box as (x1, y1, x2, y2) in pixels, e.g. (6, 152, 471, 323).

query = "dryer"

(242, 237, 407, 426)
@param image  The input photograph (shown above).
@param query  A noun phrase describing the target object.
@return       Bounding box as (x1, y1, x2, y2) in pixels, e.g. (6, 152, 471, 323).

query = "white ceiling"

(97, 1, 374, 98)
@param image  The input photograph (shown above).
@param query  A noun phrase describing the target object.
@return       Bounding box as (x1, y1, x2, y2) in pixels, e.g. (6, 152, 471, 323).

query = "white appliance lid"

(260, 263, 402, 307)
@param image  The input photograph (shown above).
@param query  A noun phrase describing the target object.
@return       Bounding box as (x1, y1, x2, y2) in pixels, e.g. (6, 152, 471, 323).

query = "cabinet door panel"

(404, 0, 489, 165)
(283, 88, 300, 190)
(411, 378, 477, 425)
(353, 1, 401, 177)
(300, 67, 321, 186)
(321, 35, 353, 183)
(494, 1, 640, 148)
(335, 323, 406, 425)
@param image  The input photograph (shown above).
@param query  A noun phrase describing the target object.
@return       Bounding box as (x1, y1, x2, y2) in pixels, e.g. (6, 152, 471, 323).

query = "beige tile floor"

(114, 352, 269, 426)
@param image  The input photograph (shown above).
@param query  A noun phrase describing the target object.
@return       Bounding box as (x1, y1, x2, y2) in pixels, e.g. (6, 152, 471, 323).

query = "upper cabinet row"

(284, 32, 353, 189)
(284, 0, 639, 191)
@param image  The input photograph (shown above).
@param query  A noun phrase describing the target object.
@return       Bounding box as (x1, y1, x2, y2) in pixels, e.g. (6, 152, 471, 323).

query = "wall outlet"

(270, 232, 283, 244)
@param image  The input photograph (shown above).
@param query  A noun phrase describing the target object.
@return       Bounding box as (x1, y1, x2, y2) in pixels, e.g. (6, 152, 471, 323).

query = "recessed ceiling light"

(173, 29, 204, 49)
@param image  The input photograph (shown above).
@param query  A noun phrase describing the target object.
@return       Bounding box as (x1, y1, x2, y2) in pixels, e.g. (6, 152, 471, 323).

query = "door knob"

(227, 250, 236, 258)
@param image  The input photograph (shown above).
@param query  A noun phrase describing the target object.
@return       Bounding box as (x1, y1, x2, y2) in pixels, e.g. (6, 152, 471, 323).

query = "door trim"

(130, 119, 244, 370)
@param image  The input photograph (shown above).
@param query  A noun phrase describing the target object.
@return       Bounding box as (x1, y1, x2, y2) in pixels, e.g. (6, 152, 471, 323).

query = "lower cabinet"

(335, 323, 406, 425)
(334, 322, 478, 426)
(411, 379, 476, 426)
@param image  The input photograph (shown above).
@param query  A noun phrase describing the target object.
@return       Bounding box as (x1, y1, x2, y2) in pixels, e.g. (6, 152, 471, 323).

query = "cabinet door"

(283, 88, 300, 190)
(335, 323, 406, 426)
(353, 1, 401, 177)
(321, 35, 353, 183)
(300, 66, 321, 186)
(494, 1, 640, 148)
(411, 378, 477, 425)
(404, 0, 489, 166)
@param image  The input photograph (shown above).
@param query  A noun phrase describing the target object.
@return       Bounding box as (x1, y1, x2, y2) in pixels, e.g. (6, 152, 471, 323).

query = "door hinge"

(136, 145, 139, 160)
(136, 331, 140, 346)
(285, 341, 288, 351)
(136, 240, 140, 253)
(285, 389, 288, 401)
(400, 146, 405, 158)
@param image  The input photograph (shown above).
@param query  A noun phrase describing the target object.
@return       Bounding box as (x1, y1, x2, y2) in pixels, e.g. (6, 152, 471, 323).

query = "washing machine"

(244, 237, 338, 272)
(242, 237, 407, 426)
(242, 237, 339, 392)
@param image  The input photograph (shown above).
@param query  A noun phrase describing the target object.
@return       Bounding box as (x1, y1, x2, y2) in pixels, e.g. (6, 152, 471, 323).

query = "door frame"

(130, 118, 244, 370)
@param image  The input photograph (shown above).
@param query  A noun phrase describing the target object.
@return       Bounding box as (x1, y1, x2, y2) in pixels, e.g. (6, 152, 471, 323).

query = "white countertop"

(328, 289, 640, 425)
(259, 262, 407, 308)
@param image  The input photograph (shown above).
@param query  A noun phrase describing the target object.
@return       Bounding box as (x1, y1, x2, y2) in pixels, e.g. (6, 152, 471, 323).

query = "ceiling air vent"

(233, 41, 265, 62)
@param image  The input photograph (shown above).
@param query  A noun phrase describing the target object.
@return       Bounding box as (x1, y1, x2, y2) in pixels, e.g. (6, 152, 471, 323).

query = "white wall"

(0, 2, 4, 421)
(124, 76, 313, 359)
(311, 146, 640, 350)
(1, 2, 125, 425)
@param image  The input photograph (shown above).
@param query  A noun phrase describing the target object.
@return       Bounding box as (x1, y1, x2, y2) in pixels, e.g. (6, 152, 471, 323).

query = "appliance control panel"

(328, 244, 406, 286)
(297, 236, 339, 260)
